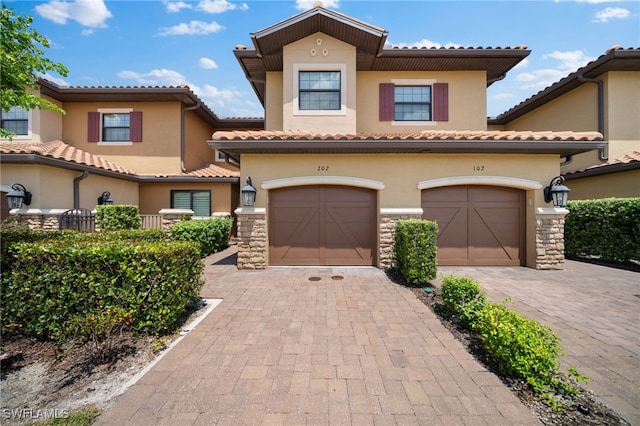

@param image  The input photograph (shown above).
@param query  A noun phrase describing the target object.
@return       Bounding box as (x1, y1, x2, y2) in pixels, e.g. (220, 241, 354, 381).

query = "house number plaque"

(473, 165, 485, 171)
(317, 166, 330, 171)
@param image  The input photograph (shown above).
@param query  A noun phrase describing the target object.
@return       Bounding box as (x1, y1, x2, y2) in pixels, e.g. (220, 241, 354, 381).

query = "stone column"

(535, 207, 568, 270)
(235, 207, 267, 269)
(379, 208, 424, 269)
(159, 208, 194, 231)
(7, 209, 68, 231)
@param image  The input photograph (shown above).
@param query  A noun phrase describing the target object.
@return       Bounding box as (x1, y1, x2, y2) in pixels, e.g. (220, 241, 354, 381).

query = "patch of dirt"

(0, 301, 208, 426)
(406, 279, 632, 426)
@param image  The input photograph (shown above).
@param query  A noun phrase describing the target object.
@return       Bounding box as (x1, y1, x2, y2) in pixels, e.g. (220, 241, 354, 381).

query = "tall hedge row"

(96, 205, 142, 230)
(1, 238, 204, 341)
(393, 219, 438, 285)
(565, 198, 640, 264)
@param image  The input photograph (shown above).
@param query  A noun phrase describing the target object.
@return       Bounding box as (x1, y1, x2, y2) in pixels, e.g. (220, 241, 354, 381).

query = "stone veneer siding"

(235, 208, 267, 269)
(8, 209, 68, 231)
(379, 210, 423, 269)
(535, 208, 568, 270)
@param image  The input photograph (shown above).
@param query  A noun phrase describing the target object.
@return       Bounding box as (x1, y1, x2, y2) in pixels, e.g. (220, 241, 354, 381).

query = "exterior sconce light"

(241, 177, 257, 207)
(97, 191, 114, 205)
(544, 176, 570, 207)
(6, 183, 32, 209)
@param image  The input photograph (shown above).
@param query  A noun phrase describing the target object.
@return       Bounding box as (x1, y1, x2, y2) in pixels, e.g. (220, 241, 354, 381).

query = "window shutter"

(379, 83, 395, 121)
(130, 111, 142, 142)
(192, 191, 211, 217)
(88, 112, 100, 142)
(433, 83, 449, 121)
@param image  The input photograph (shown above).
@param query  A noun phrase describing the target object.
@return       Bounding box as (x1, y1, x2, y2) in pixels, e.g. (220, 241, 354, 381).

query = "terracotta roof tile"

(566, 151, 640, 176)
(0, 140, 136, 175)
(154, 163, 239, 178)
(211, 130, 604, 142)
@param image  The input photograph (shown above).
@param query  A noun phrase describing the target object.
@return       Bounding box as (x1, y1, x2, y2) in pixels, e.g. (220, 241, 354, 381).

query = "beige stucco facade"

(139, 181, 238, 216)
(566, 169, 640, 200)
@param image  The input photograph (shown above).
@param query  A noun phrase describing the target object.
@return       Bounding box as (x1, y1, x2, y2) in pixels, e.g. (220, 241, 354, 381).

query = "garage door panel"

(269, 185, 375, 266)
(422, 186, 524, 266)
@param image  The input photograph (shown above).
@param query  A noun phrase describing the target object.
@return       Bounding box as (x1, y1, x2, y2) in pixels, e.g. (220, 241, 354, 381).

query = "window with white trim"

(171, 190, 211, 217)
(394, 86, 431, 121)
(1, 106, 30, 137)
(293, 63, 347, 116)
(88, 108, 142, 144)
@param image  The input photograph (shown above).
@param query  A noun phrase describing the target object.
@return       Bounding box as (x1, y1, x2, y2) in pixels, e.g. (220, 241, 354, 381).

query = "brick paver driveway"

(97, 245, 540, 425)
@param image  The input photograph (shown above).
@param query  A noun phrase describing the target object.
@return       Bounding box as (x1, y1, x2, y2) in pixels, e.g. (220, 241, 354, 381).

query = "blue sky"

(7, 0, 640, 119)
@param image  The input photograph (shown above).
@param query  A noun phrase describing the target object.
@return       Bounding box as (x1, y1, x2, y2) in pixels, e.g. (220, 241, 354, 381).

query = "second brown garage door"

(269, 185, 376, 266)
(422, 185, 524, 266)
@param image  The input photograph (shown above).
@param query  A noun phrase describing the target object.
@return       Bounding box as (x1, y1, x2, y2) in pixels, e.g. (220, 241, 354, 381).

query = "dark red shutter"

(379, 83, 395, 121)
(130, 111, 142, 142)
(433, 83, 449, 121)
(88, 112, 100, 142)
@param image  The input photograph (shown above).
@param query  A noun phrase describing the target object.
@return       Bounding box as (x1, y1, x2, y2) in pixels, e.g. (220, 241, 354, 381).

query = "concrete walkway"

(437, 262, 639, 425)
(96, 245, 541, 425)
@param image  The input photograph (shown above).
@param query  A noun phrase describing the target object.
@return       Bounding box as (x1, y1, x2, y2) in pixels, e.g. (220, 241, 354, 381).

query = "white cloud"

(41, 73, 70, 87)
(199, 57, 219, 69)
(515, 51, 595, 91)
(516, 68, 567, 90)
(574, 0, 621, 3)
(594, 7, 630, 22)
(118, 69, 189, 86)
(386, 38, 463, 49)
(157, 20, 224, 36)
(542, 50, 595, 71)
(295, 0, 339, 10)
(35, 0, 112, 28)
(164, 1, 193, 13)
(492, 93, 515, 101)
(196, 0, 249, 13)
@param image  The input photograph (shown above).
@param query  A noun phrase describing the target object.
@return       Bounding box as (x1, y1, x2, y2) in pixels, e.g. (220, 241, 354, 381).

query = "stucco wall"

(266, 72, 284, 131)
(183, 110, 217, 171)
(1, 164, 138, 210)
(282, 33, 357, 134)
(61, 102, 183, 175)
(606, 71, 640, 160)
(138, 181, 237, 215)
(566, 169, 640, 199)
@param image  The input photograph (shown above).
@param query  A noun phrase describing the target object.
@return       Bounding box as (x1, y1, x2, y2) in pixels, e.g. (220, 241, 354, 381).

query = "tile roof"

(0, 140, 136, 175)
(211, 130, 604, 142)
(565, 151, 640, 178)
(0, 140, 240, 181)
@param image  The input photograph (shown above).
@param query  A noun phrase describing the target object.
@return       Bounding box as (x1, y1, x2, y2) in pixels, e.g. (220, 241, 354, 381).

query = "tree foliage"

(0, 5, 68, 137)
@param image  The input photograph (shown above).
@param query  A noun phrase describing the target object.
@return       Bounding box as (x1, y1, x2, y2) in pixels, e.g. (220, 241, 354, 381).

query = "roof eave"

(564, 161, 640, 179)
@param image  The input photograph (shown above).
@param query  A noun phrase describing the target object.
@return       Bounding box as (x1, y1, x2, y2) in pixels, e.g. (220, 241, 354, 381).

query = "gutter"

(181, 102, 201, 172)
(577, 72, 607, 161)
(224, 153, 241, 168)
(73, 170, 89, 209)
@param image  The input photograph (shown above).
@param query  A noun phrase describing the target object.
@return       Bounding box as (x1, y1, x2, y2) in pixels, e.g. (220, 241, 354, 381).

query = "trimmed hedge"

(394, 220, 438, 285)
(565, 198, 640, 264)
(96, 205, 142, 230)
(1, 238, 203, 341)
(436, 275, 487, 330)
(170, 218, 232, 257)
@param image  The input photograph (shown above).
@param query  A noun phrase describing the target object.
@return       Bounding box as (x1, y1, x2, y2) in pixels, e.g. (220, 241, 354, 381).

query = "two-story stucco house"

(208, 3, 605, 270)
(490, 46, 640, 200)
(1, 80, 262, 225)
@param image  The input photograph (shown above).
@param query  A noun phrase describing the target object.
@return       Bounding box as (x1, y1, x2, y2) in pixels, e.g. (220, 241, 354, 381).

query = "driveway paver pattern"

(96, 246, 540, 425)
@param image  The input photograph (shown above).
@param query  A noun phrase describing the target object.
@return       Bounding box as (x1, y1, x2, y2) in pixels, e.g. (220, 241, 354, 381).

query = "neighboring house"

(1, 80, 263, 223)
(489, 47, 640, 199)
(209, 4, 605, 270)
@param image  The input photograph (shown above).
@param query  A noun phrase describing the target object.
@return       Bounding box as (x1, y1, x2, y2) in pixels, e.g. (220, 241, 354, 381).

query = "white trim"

(9, 208, 69, 215)
(261, 176, 385, 190)
(0, 108, 33, 140)
(418, 176, 543, 190)
(293, 63, 347, 116)
(97, 108, 133, 114)
(159, 208, 194, 215)
(96, 108, 134, 144)
(536, 207, 569, 215)
(215, 150, 226, 162)
(391, 79, 436, 86)
(392, 121, 436, 127)
(235, 207, 267, 215)
(98, 141, 133, 146)
(0, 185, 13, 192)
(380, 208, 424, 216)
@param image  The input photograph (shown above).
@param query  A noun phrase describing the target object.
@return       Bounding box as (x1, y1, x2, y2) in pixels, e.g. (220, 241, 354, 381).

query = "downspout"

(181, 102, 201, 172)
(577, 73, 607, 161)
(73, 170, 89, 209)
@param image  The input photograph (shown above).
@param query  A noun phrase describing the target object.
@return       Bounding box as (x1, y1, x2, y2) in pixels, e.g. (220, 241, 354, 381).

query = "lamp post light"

(97, 191, 114, 205)
(5, 183, 32, 209)
(241, 177, 257, 207)
(544, 176, 571, 207)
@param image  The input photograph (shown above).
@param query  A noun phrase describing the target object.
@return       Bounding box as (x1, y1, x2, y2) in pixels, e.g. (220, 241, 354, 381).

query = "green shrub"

(1, 239, 204, 341)
(170, 218, 232, 257)
(393, 220, 438, 285)
(96, 205, 142, 230)
(565, 198, 640, 264)
(436, 275, 486, 330)
(475, 302, 566, 393)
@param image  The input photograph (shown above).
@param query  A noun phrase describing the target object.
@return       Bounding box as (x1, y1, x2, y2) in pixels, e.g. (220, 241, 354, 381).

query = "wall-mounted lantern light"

(544, 176, 570, 207)
(241, 177, 257, 207)
(6, 183, 32, 209)
(97, 191, 114, 205)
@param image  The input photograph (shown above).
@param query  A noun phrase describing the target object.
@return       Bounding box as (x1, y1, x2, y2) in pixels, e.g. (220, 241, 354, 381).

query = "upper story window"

(1, 106, 30, 136)
(394, 86, 431, 121)
(88, 108, 142, 144)
(299, 71, 341, 110)
(380, 81, 448, 124)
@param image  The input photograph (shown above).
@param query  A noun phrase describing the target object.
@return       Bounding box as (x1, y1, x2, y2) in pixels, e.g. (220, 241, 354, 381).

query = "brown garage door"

(269, 185, 376, 266)
(422, 186, 524, 266)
